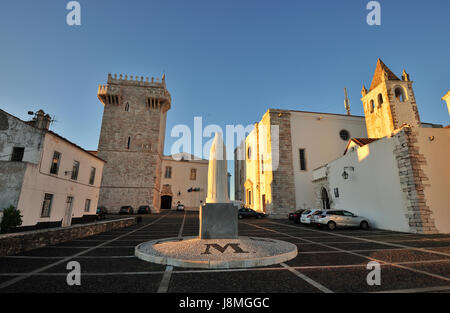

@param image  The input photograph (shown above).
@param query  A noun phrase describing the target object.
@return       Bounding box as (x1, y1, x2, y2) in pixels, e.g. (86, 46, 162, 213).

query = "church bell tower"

(361, 59, 421, 138)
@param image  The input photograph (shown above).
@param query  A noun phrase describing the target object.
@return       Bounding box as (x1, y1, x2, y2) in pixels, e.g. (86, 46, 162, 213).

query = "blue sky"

(1, 0, 450, 196)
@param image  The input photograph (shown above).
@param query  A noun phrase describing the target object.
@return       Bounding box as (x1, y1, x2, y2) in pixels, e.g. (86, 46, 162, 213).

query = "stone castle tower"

(361, 59, 421, 138)
(97, 73, 171, 213)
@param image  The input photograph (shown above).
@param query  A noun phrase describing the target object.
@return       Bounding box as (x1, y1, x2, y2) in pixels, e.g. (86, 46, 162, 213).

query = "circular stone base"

(135, 236, 298, 269)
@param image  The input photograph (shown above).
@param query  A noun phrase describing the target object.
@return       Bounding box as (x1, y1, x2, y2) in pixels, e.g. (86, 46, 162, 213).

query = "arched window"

(127, 136, 131, 149)
(247, 146, 252, 159)
(125, 102, 130, 112)
(395, 87, 406, 102)
(369, 100, 375, 113)
(377, 94, 383, 108)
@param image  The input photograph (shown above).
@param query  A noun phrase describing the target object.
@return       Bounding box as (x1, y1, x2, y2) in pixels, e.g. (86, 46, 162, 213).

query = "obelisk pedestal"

(199, 132, 238, 239)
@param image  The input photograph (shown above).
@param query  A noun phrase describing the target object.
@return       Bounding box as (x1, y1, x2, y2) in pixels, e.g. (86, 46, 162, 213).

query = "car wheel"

(238, 215, 243, 219)
(327, 221, 336, 231)
(360, 221, 369, 230)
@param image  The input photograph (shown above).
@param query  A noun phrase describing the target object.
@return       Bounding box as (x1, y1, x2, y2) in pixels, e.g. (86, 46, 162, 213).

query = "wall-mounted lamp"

(342, 166, 355, 180)
(428, 136, 435, 141)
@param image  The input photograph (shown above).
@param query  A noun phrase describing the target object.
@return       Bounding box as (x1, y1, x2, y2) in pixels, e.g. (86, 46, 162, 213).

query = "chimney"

(33, 110, 51, 130)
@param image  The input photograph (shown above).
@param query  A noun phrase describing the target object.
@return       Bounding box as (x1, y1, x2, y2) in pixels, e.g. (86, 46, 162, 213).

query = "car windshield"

(303, 210, 311, 214)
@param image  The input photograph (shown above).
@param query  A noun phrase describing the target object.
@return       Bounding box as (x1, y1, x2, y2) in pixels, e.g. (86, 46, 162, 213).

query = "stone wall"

(268, 110, 296, 217)
(393, 127, 437, 234)
(0, 217, 138, 256)
(97, 74, 171, 213)
(0, 161, 27, 211)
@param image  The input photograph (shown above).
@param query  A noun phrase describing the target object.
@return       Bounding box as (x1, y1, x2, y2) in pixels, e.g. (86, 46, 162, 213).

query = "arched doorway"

(161, 195, 172, 210)
(321, 187, 330, 210)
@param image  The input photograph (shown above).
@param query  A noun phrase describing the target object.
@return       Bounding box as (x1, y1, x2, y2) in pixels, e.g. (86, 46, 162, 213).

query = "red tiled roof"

(344, 138, 379, 155)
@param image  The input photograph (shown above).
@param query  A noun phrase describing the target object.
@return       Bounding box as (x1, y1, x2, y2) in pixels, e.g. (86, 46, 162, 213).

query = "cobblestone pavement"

(0, 211, 449, 293)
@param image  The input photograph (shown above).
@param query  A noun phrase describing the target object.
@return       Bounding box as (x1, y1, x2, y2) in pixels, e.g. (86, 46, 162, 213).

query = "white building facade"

(160, 153, 208, 210)
(312, 60, 449, 234)
(0, 109, 105, 229)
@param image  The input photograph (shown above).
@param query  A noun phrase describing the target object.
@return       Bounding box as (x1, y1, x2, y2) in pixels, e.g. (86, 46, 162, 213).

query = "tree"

(0, 206, 23, 234)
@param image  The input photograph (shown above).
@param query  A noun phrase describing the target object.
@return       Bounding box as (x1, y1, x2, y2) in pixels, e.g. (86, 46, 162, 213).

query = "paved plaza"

(0, 211, 449, 293)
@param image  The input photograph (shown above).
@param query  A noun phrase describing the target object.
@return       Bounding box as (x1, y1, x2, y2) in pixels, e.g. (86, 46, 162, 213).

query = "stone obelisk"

(199, 132, 238, 239)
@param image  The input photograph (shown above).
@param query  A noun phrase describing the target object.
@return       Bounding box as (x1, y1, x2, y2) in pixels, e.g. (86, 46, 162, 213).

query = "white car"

(300, 209, 321, 224)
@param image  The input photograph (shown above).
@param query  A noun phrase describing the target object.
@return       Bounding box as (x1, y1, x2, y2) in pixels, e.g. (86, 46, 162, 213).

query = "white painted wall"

(0, 110, 44, 164)
(324, 136, 411, 232)
(161, 153, 208, 210)
(16, 132, 105, 226)
(415, 128, 450, 233)
(290, 111, 367, 210)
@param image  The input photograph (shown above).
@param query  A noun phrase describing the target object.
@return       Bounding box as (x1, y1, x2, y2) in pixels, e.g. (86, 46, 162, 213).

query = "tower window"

(299, 149, 307, 171)
(395, 87, 406, 102)
(377, 94, 383, 108)
(125, 103, 130, 112)
(247, 146, 252, 159)
(127, 137, 131, 149)
(369, 100, 375, 113)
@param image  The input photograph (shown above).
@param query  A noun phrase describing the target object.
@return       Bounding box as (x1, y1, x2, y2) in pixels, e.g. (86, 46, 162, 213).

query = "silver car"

(315, 210, 369, 230)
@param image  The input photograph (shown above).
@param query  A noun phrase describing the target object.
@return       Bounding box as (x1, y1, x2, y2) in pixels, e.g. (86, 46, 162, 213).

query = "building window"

(247, 190, 252, 205)
(71, 161, 80, 180)
(247, 146, 252, 159)
(165, 166, 172, 179)
(11, 147, 25, 161)
(339, 129, 350, 141)
(299, 149, 307, 171)
(50, 151, 61, 175)
(395, 87, 406, 102)
(377, 93, 383, 107)
(369, 100, 375, 113)
(89, 167, 96, 185)
(125, 102, 130, 112)
(190, 168, 197, 180)
(127, 137, 131, 149)
(41, 193, 53, 217)
(85, 199, 91, 212)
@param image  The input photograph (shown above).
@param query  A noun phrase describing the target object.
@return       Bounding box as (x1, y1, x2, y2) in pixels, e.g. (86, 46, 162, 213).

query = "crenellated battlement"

(107, 73, 167, 87)
(98, 73, 171, 107)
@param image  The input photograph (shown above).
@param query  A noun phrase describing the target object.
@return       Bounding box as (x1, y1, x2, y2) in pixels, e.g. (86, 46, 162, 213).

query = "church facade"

(235, 59, 447, 226)
(312, 59, 450, 234)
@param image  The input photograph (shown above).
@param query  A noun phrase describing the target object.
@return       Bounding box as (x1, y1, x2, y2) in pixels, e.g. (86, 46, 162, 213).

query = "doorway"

(62, 196, 74, 227)
(161, 195, 172, 210)
(321, 188, 330, 210)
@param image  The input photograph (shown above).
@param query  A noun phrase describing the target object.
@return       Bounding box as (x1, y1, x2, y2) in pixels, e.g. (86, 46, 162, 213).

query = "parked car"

(314, 210, 370, 230)
(96, 206, 108, 220)
(137, 205, 151, 214)
(289, 209, 303, 220)
(291, 209, 306, 224)
(238, 208, 266, 219)
(119, 206, 134, 215)
(309, 210, 324, 226)
(176, 203, 185, 211)
(300, 209, 321, 224)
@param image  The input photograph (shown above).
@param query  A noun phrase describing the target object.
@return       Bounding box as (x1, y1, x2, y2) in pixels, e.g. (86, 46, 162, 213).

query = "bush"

(0, 206, 23, 234)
